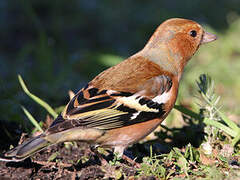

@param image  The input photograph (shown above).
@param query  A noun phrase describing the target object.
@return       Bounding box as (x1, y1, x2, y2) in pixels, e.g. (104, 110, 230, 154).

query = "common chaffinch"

(1, 18, 217, 162)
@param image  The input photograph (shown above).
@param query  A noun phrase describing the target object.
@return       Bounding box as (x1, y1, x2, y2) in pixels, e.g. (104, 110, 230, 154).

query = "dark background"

(1, 0, 239, 131)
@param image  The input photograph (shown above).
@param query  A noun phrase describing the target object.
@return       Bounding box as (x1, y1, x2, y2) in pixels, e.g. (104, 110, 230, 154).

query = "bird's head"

(142, 18, 217, 76)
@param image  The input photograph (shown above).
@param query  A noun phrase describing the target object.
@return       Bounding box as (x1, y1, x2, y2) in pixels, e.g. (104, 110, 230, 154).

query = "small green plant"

(109, 152, 122, 166)
(175, 74, 240, 147)
(138, 146, 168, 179)
(47, 152, 60, 162)
(138, 145, 201, 179)
(197, 74, 240, 146)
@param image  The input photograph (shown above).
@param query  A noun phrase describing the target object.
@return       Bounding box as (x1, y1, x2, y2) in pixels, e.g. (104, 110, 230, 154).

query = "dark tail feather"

(0, 135, 52, 162)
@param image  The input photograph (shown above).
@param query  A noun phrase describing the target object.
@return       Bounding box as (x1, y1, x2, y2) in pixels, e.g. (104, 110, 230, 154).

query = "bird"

(0, 18, 217, 163)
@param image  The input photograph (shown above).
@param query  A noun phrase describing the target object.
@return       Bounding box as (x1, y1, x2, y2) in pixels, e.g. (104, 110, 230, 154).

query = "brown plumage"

(0, 18, 217, 162)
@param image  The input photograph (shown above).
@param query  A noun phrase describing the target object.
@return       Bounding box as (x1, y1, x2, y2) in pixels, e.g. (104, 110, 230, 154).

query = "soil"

(0, 114, 206, 179)
(0, 130, 155, 180)
(0, 122, 155, 180)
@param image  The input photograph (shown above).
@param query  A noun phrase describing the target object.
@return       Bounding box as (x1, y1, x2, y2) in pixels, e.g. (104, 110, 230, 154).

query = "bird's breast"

(96, 117, 164, 147)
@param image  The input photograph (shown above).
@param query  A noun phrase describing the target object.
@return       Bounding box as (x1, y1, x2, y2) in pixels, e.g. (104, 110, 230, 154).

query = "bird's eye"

(189, 30, 197, 37)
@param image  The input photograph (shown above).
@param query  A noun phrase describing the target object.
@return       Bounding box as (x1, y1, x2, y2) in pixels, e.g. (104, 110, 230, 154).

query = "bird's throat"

(139, 47, 183, 77)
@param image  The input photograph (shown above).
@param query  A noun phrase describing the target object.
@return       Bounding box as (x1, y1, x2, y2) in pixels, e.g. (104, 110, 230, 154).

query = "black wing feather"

(49, 75, 172, 131)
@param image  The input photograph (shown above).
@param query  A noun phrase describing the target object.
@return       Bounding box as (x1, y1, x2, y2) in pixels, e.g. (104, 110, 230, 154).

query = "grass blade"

(216, 109, 240, 133)
(203, 118, 237, 137)
(174, 105, 202, 121)
(18, 74, 58, 118)
(21, 106, 43, 133)
(232, 132, 240, 146)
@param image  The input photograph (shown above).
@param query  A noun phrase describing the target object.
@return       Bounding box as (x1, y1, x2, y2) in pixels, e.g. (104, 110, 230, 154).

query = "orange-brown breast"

(96, 118, 164, 147)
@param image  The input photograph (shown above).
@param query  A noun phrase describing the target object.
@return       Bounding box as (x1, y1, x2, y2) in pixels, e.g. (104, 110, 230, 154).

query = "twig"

(71, 170, 76, 180)
(33, 160, 73, 168)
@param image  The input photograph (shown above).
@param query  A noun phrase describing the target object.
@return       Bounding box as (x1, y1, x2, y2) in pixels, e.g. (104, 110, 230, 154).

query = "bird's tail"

(0, 135, 52, 162)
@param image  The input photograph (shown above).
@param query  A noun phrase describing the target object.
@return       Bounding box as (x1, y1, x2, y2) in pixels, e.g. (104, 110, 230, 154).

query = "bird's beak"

(200, 31, 217, 44)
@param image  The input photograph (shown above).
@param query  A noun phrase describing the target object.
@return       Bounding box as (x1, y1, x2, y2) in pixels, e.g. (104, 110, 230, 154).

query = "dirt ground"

(0, 127, 156, 180)
(0, 141, 152, 180)
(0, 116, 201, 180)
(0, 116, 160, 180)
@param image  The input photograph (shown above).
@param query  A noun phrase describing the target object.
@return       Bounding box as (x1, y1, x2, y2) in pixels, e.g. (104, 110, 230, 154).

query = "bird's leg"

(114, 146, 141, 168)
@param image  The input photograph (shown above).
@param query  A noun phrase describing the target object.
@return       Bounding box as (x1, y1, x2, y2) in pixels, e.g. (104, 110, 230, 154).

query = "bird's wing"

(47, 75, 172, 133)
